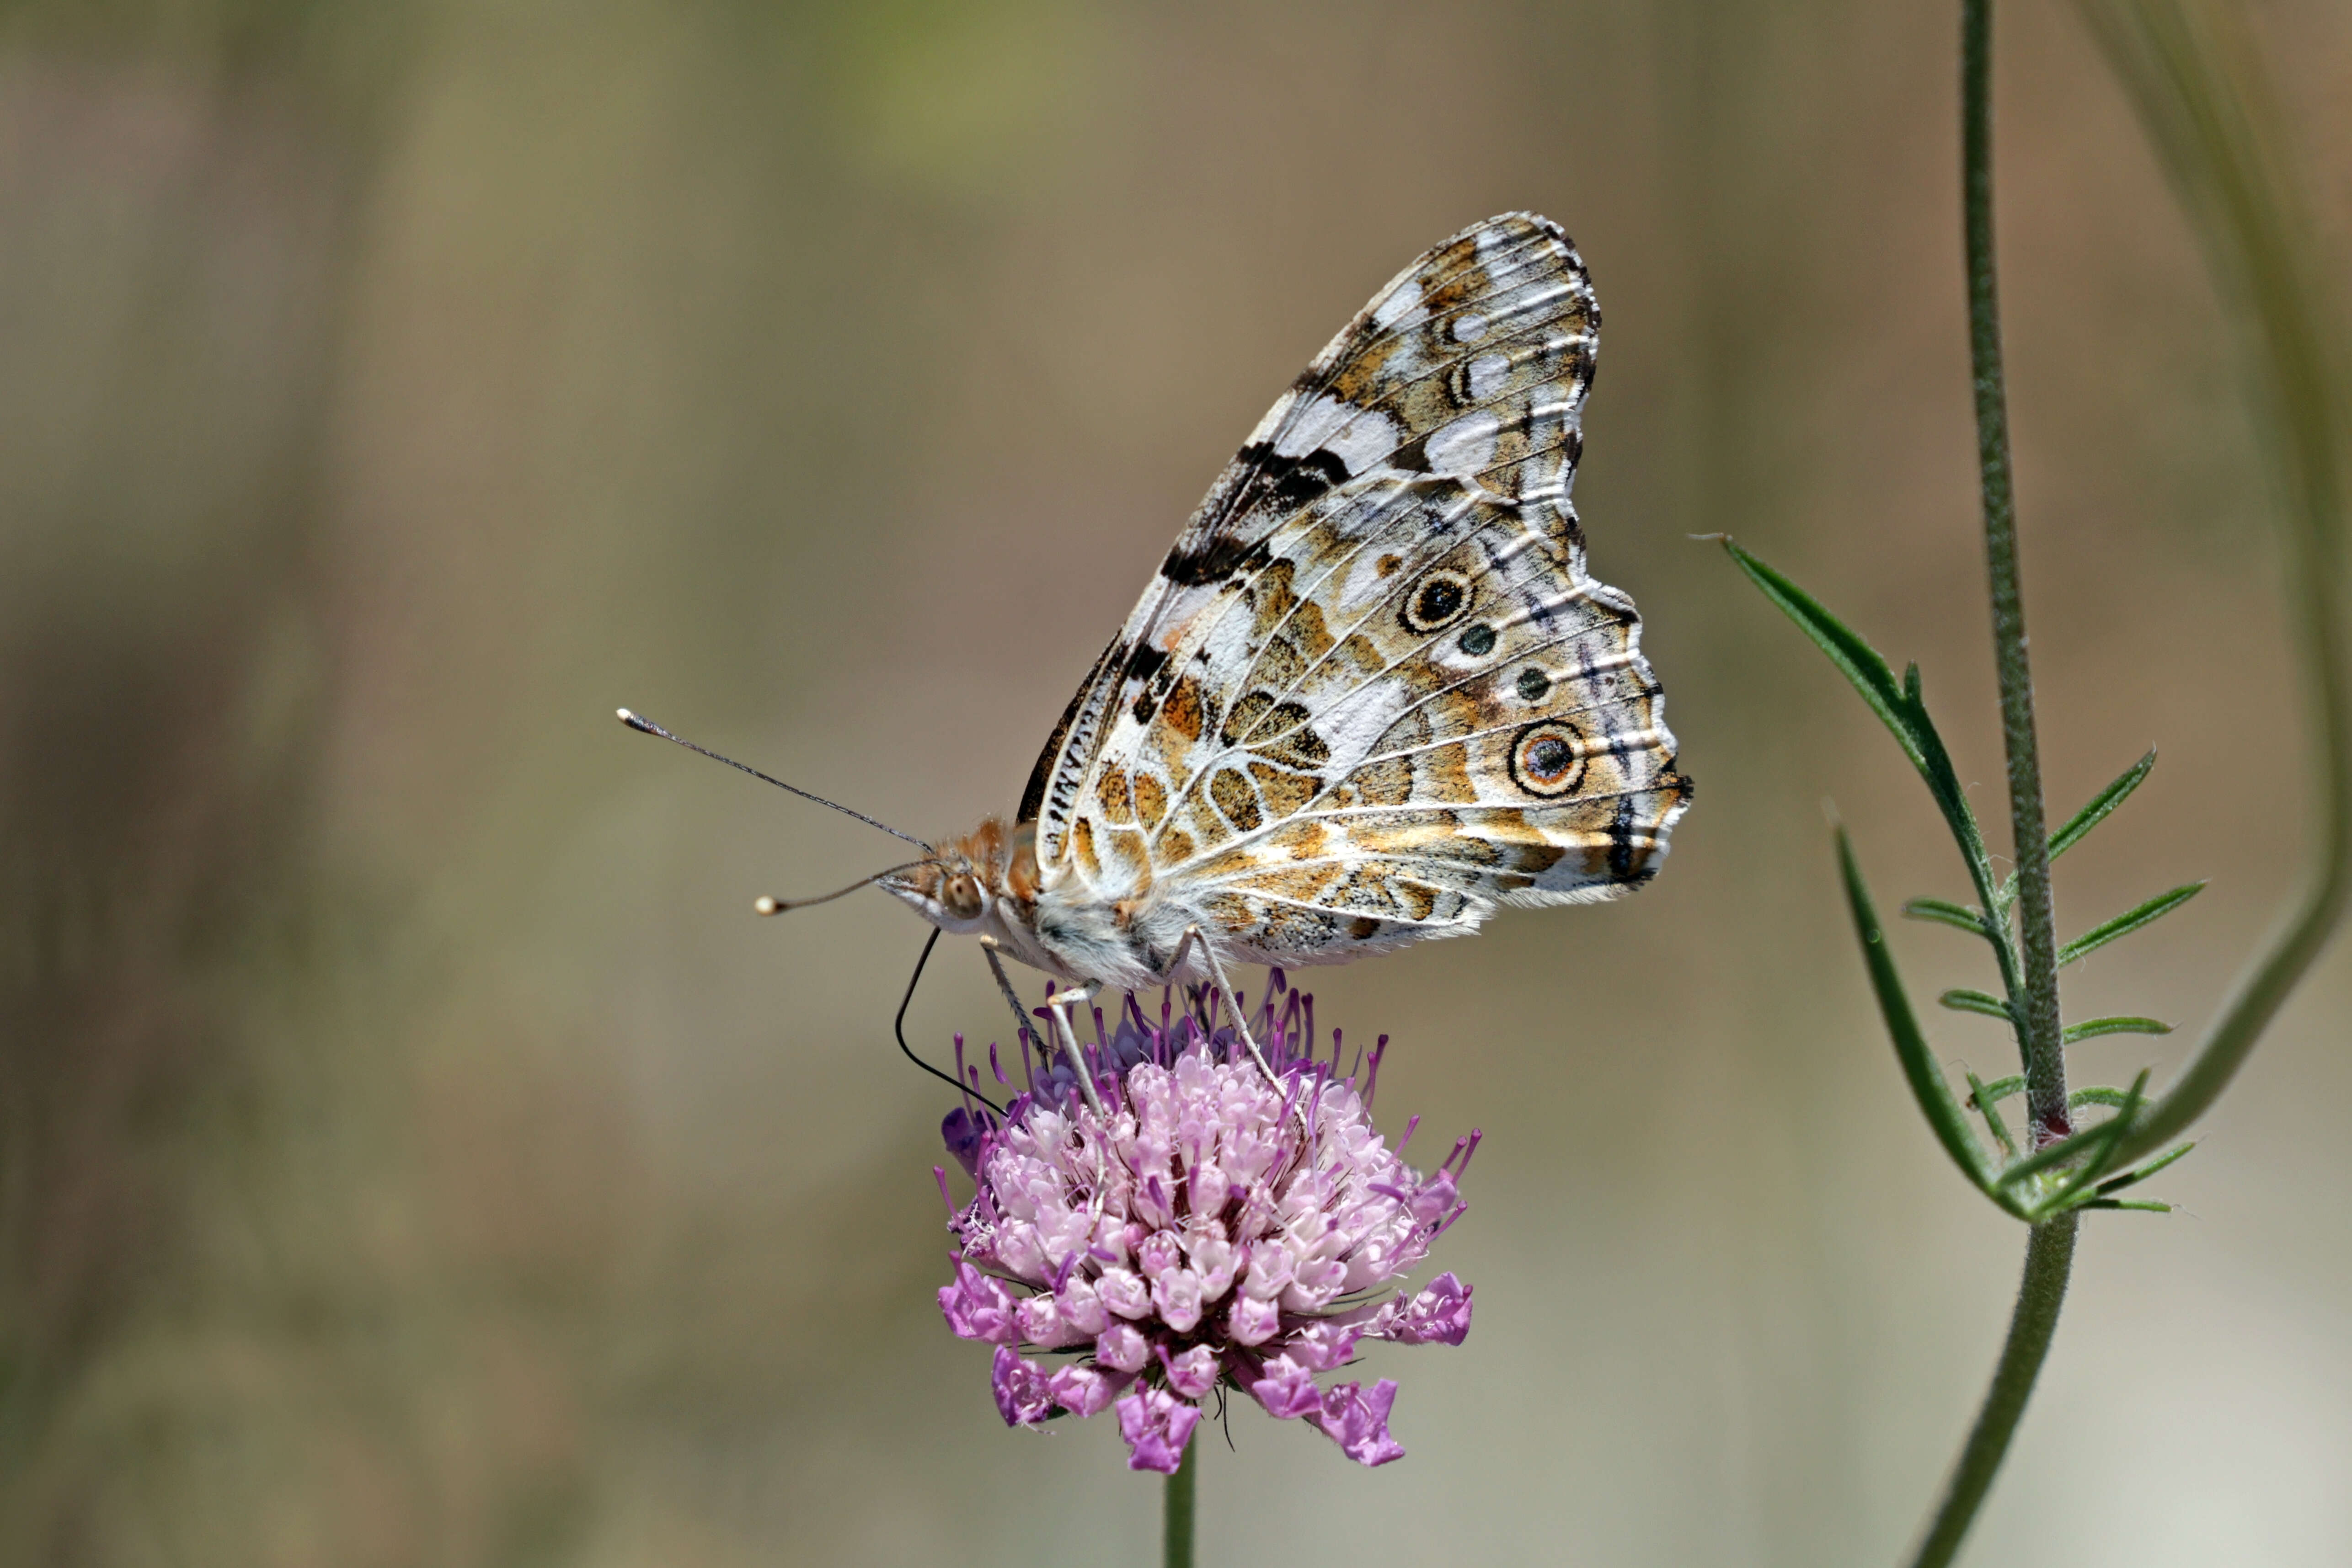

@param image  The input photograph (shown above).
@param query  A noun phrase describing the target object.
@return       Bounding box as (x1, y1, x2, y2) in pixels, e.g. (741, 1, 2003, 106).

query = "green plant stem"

(2077, 0, 2352, 1169)
(1165, 1441, 1196, 1568)
(1906, 1214, 2080, 1568)
(1904, 8, 2087, 1562)
(1963, 0, 2069, 1141)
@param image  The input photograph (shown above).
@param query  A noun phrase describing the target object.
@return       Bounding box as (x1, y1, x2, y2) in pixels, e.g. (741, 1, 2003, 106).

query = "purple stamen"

(1363, 1034, 1391, 1107)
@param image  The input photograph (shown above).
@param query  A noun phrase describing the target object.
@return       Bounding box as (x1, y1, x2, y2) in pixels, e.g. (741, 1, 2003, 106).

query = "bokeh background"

(5, 0, 2349, 1563)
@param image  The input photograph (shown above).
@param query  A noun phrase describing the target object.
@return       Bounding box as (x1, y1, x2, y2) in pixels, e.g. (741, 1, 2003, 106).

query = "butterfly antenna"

(752, 860, 934, 917)
(615, 709, 932, 851)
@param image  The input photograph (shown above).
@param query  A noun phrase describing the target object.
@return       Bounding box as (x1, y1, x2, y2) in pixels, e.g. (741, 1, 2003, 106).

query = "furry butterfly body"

(885, 213, 1691, 994)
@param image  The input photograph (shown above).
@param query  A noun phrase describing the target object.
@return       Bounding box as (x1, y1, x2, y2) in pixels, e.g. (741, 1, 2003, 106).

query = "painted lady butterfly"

(626, 213, 1690, 1093)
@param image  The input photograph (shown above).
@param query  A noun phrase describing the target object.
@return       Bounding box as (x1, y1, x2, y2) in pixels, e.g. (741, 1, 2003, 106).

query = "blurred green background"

(4, 0, 2348, 1563)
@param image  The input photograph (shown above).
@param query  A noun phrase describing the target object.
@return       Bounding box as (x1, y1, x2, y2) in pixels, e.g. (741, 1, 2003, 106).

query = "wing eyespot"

(1508, 720, 1588, 798)
(1456, 623, 1497, 657)
(1515, 667, 1552, 701)
(1400, 569, 1474, 635)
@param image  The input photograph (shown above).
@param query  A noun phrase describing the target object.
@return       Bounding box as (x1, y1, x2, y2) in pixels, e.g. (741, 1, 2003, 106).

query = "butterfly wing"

(1022, 212, 1689, 971)
(1019, 212, 1596, 852)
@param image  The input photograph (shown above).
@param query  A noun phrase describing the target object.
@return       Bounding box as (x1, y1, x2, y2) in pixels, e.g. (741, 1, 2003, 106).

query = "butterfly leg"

(1161, 925, 1281, 1087)
(980, 937, 1106, 1116)
(1039, 983, 1111, 1117)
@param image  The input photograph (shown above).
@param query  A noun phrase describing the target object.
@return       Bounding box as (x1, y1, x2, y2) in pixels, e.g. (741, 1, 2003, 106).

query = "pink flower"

(938, 1259, 1018, 1346)
(1390, 1272, 1475, 1346)
(1248, 1353, 1323, 1419)
(1314, 1379, 1406, 1467)
(991, 1347, 1054, 1427)
(1158, 1344, 1219, 1399)
(935, 975, 1478, 1472)
(1117, 1385, 1203, 1475)
(1047, 1361, 1135, 1418)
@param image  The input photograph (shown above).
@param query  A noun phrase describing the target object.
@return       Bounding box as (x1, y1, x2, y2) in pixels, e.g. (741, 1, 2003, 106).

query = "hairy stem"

(1906, 1215, 2081, 1568)
(1904, 8, 2086, 1562)
(1165, 1440, 1196, 1568)
(1963, 0, 2069, 1139)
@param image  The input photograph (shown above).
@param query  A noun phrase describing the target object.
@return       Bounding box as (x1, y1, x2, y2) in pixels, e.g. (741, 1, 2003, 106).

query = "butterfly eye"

(1509, 721, 1588, 797)
(1401, 570, 1473, 634)
(941, 874, 984, 921)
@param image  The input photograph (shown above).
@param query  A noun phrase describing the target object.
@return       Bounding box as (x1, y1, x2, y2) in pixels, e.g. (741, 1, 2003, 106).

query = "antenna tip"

(617, 708, 656, 734)
(753, 895, 782, 916)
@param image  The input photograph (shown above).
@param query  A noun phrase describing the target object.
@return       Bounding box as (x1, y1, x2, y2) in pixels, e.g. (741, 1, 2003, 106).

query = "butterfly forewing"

(1022, 212, 1688, 971)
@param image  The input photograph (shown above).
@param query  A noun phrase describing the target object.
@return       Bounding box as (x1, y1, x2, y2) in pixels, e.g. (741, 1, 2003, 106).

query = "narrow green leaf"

(1962, 1070, 2021, 1159)
(1966, 1074, 2025, 1109)
(1938, 987, 2014, 1021)
(1721, 541, 1918, 765)
(2079, 1198, 2173, 1213)
(1833, 827, 2003, 1200)
(1723, 541, 2005, 923)
(2048, 749, 2158, 862)
(2095, 1141, 2195, 1195)
(1904, 897, 1993, 937)
(1899, 678, 2002, 901)
(2059, 883, 2206, 965)
(2068, 1085, 2140, 1110)
(2062, 1015, 2174, 1044)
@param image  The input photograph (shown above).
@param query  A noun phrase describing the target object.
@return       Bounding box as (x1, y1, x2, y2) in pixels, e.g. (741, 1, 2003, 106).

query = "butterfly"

(624, 213, 1689, 1094)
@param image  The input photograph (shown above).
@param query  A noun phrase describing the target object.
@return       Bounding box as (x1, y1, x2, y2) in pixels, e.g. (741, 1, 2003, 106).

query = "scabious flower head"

(934, 974, 1477, 1473)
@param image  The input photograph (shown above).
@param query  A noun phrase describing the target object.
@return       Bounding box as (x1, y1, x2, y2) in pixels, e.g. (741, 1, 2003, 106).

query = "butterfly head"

(883, 859, 989, 934)
(879, 818, 1040, 938)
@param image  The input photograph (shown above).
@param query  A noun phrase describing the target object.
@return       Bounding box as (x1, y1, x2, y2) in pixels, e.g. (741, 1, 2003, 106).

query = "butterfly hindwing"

(1023, 213, 1688, 970)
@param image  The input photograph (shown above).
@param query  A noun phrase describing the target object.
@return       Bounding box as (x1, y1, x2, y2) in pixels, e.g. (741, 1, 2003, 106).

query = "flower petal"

(1095, 1321, 1150, 1374)
(1391, 1272, 1473, 1346)
(1116, 1385, 1203, 1474)
(1227, 1292, 1281, 1346)
(991, 1347, 1055, 1427)
(939, 1260, 1019, 1346)
(1047, 1361, 1135, 1418)
(1312, 1378, 1405, 1467)
(1248, 1353, 1323, 1419)
(1159, 1343, 1219, 1400)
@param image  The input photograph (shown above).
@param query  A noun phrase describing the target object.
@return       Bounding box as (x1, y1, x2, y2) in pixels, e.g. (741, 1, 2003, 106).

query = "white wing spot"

(1424, 409, 1502, 475)
(1324, 410, 1401, 475)
(1372, 278, 1422, 331)
(1273, 392, 1354, 458)
(1465, 352, 1512, 403)
(1452, 312, 1489, 344)
(1272, 395, 1401, 477)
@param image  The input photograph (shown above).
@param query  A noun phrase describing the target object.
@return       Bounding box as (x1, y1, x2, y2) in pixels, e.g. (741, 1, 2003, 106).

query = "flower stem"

(1906, 7, 2086, 1562)
(1164, 1440, 1196, 1568)
(1906, 1214, 2079, 1568)
(1963, 0, 2069, 1141)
